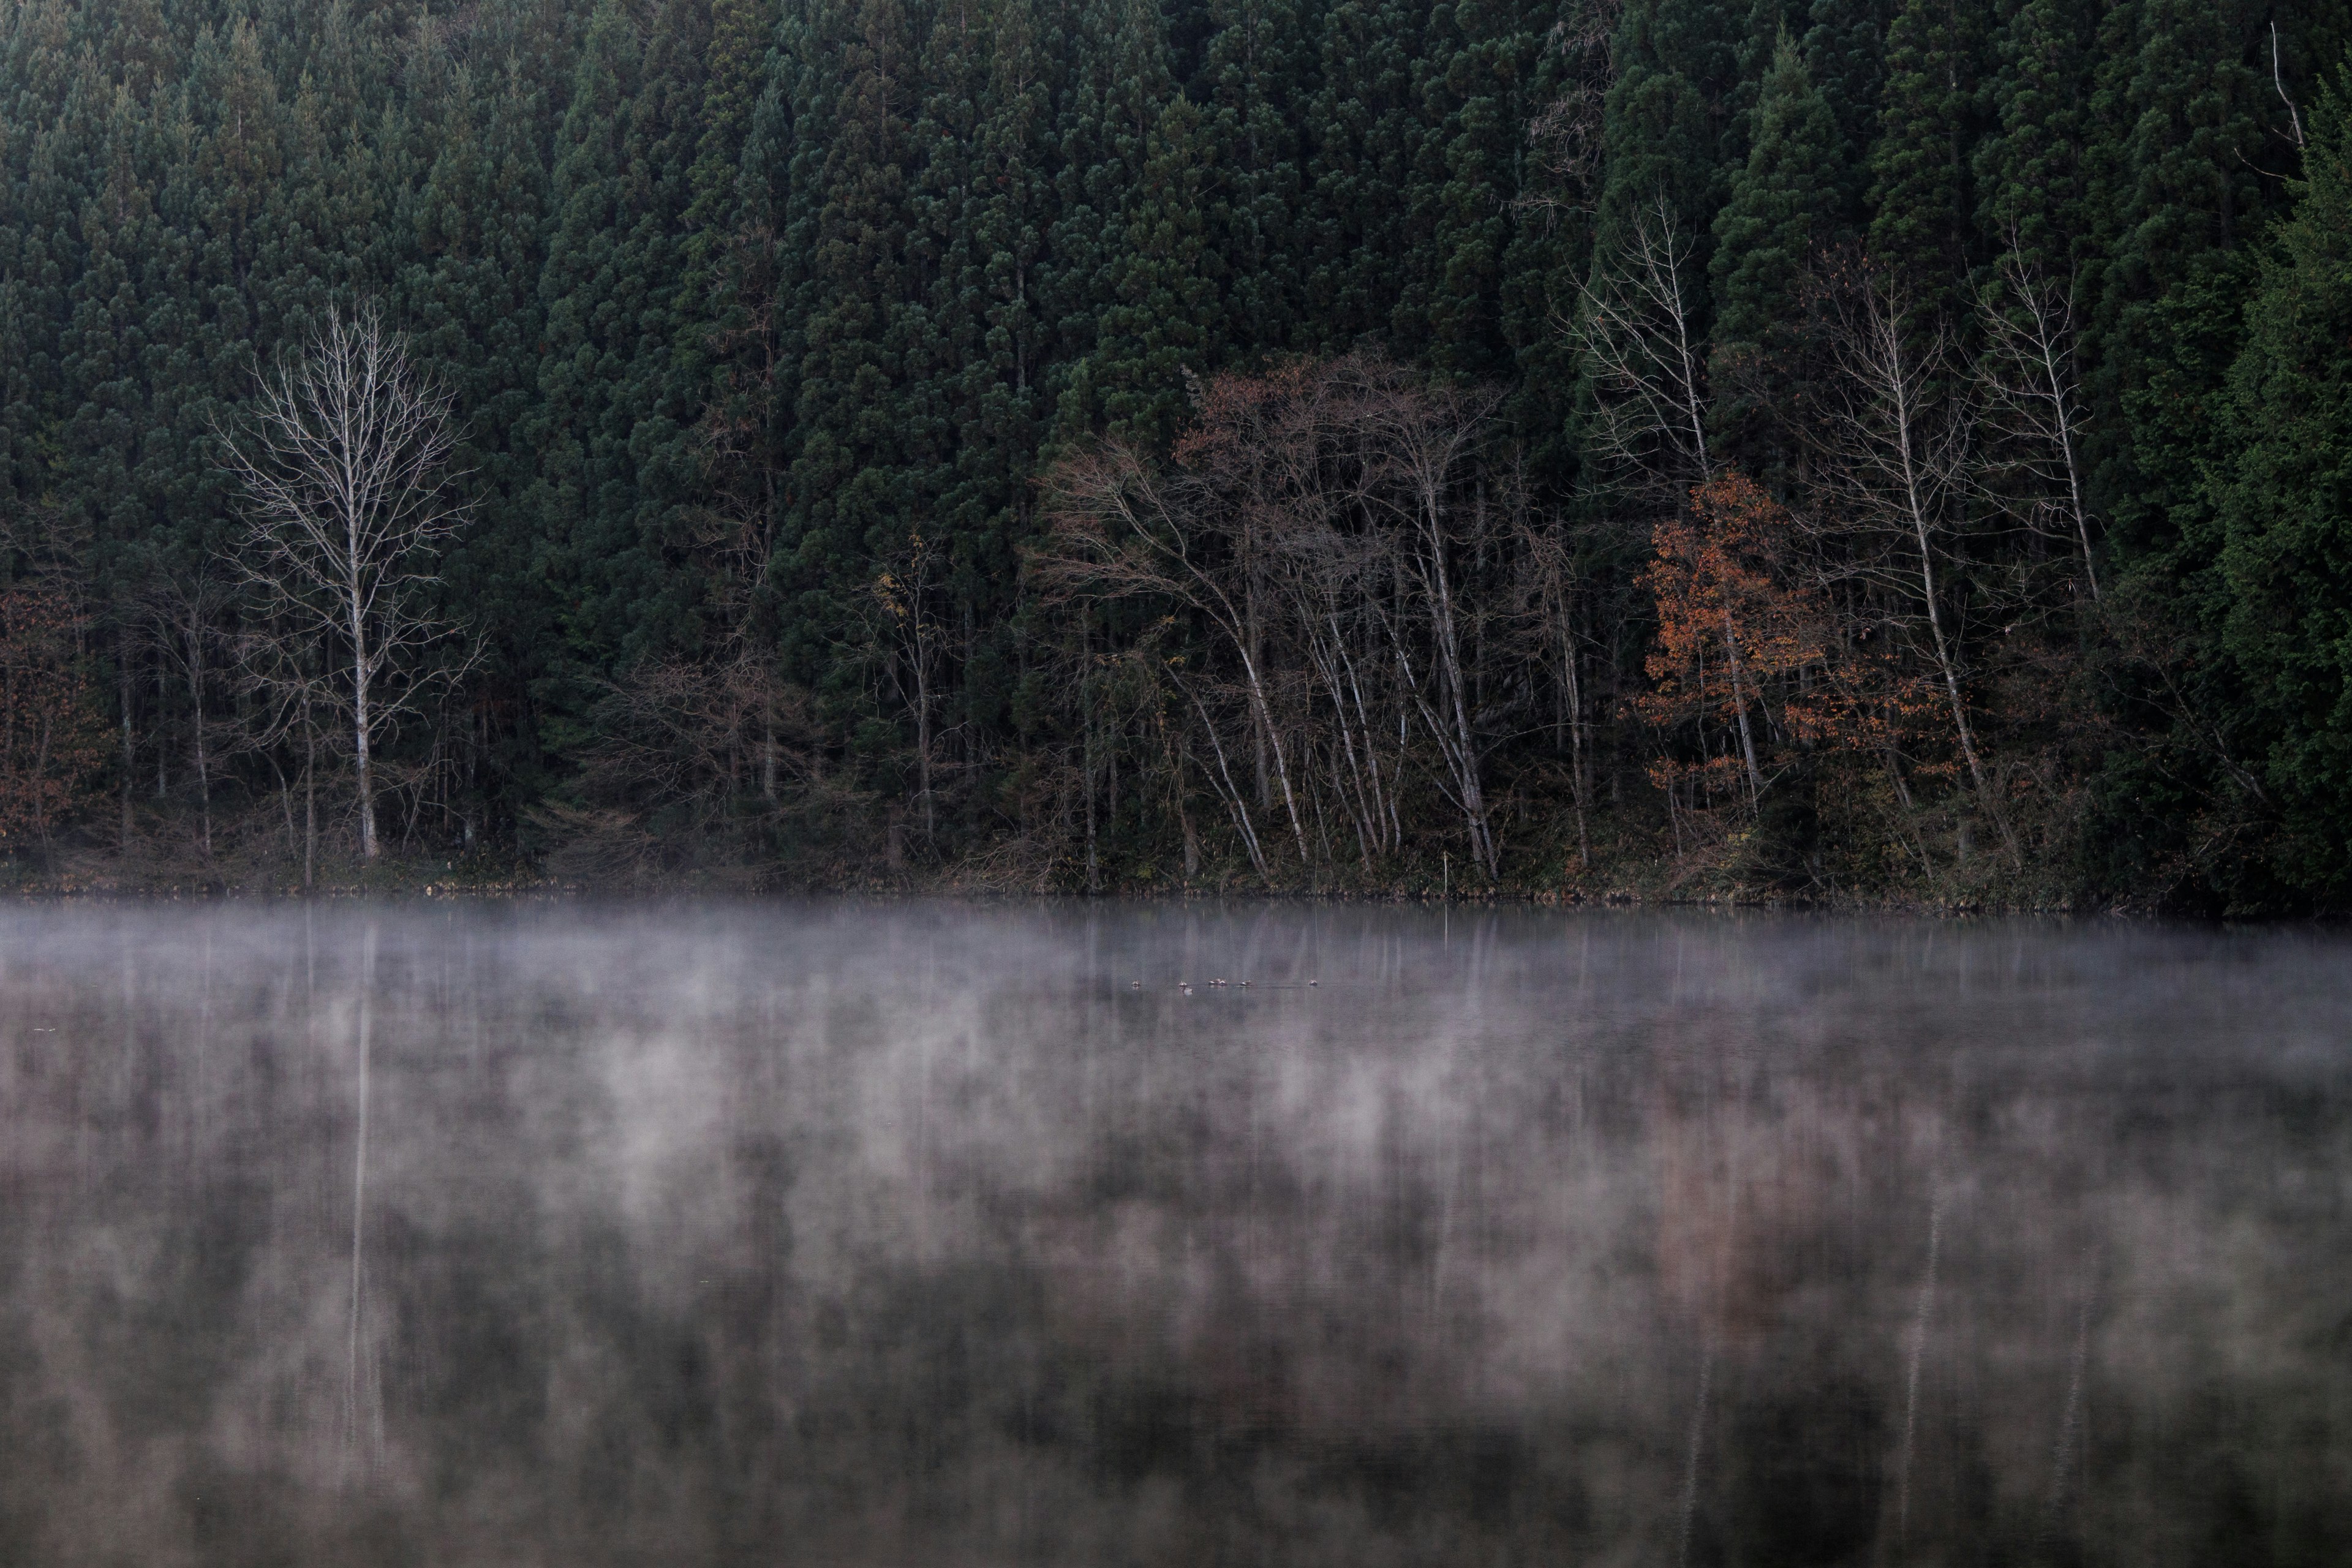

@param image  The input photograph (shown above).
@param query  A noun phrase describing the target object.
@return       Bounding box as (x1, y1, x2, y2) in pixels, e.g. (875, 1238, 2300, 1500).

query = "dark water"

(1, 904, 2346, 1566)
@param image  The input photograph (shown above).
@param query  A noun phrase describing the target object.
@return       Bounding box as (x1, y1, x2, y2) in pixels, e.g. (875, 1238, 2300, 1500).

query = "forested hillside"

(2, 0, 2348, 907)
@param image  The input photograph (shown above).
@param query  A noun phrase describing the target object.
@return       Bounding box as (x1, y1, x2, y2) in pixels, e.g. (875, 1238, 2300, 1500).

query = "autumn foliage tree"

(0, 589, 108, 846)
(1637, 473, 1880, 818)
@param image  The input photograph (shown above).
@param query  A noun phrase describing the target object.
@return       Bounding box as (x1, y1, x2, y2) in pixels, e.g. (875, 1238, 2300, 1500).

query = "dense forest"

(1, 0, 2349, 908)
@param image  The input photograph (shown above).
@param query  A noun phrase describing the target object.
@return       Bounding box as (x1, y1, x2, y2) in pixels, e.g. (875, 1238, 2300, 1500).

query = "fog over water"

(1, 903, 2346, 1566)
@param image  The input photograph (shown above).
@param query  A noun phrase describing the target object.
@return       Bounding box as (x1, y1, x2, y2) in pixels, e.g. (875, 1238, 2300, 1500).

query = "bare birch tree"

(1812, 269, 2017, 858)
(141, 573, 233, 859)
(1575, 195, 1714, 502)
(1033, 443, 1300, 880)
(216, 303, 470, 862)
(1975, 255, 2098, 601)
(871, 529, 942, 840)
(1574, 200, 1798, 816)
(1357, 370, 1507, 876)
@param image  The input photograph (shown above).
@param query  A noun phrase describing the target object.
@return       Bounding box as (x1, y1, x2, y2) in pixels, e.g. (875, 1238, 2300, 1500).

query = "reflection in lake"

(0, 903, 2345, 1566)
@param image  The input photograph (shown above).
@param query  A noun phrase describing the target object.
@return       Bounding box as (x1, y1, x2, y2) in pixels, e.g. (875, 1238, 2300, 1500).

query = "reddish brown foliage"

(1637, 473, 1926, 804)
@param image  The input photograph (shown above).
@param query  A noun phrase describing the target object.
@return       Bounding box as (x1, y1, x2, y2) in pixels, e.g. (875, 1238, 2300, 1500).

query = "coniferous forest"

(3, 0, 2350, 908)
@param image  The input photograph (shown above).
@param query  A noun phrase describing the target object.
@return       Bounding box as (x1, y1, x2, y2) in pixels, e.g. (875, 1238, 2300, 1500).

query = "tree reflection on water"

(0, 904, 2343, 1566)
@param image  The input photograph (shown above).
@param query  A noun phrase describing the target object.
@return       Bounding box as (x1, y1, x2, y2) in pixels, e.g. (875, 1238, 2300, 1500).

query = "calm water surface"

(1, 903, 2346, 1566)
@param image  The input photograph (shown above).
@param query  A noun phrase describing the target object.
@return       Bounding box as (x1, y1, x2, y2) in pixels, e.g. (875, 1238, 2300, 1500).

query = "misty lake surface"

(2, 903, 2346, 1567)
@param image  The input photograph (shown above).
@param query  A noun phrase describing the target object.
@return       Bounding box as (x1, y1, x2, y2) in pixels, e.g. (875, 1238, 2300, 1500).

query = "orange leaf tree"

(1637, 472, 1884, 811)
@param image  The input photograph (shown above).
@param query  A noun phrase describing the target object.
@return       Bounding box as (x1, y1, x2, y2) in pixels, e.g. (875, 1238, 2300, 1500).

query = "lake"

(1, 903, 2344, 1566)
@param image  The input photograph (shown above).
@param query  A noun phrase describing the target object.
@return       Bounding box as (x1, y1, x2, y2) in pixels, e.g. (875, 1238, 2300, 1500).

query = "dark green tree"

(1298, 0, 1427, 347)
(1973, 0, 2099, 281)
(1866, 0, 1990, 298)
(2212, 78, 2352, 895)
(1711, 30, 1842, 373)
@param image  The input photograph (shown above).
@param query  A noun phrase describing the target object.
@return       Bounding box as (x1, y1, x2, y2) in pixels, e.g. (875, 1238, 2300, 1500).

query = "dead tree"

(140, 573, 234, 859)
(1035, 443, 1308, 878)
(234, 619, 337, 889)
(1975, 255, 2098, 601)
(1575, 195, 1714, 502)
(870, 529, 942, 841)
(216, 303, 470, 862)
(1354, 367, 1507, 878)
(1812, 269, 2018, 859)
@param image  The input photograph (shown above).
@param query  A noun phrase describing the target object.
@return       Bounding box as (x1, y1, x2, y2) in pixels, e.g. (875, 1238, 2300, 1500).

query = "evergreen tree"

(1866, 0, 1989, 298)
(1412, 0, 1546, 380)
(1065, 91, 1223, 447)
(778, 0, 924, 678)
(950, 0, 1057, 606)
(1974, 0, 2099, 280)
(406, 59, 556, 792)
(1298, 0, 1425, 347)
(1800, 0, 1892, 201)
(527, 0, 650, 754)
(1592, 0, 1741, 290)
(1503, 2, 1616, 488)
(2082, 0, 2319, 570)
(1709, 28, 1841, 457)
(2212, 77, 2352, 894)
(1199, 0, 1313, 353)
(1050, 0, 1213, 448)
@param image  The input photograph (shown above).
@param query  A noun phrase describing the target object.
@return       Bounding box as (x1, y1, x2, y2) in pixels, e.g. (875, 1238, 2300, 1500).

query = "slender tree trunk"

(1419, 500, 1495, 877)
(762, 702, 778, 805)
(1083, 715, 1099, 892)
(1719, 609, 1765, 810)
(1170, 734, 1200, 881)
(1904, 500, 2011, 857)
(1889, 366, 2018, 862)
(1248, 582, 1268, 811)
(305, 719, 317, 892)
(1186, 683, 1268, 879)
(350, 573, 378, 863)
(1561, 613, 1589, 870)
(187, 622, 212, 857)
(119, 661, 133, 850)
(1233, 643, 1307, 865)
(914, 634, 933, 839)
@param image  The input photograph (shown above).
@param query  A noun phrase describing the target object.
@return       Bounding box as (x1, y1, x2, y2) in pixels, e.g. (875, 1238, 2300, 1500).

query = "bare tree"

(216, 303, 471, 862)
(1033, 442, 1301, 880)
(1811, 268, 2017, 858)
(1575, 203, 1819, 823)
(1355, 369, 1507, 877)
(870, 529, 943, 841)
(1512, 498, 1602, 865)
(1975, 255, 2098, 601)
(1037, 355, 1511, 883)
(141, 573, 234, 859)
(1575, 196, 1714, 502)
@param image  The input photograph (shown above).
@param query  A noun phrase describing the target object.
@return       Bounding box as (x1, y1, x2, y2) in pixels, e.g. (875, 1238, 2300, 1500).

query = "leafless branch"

(215, 301, 474, 862)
